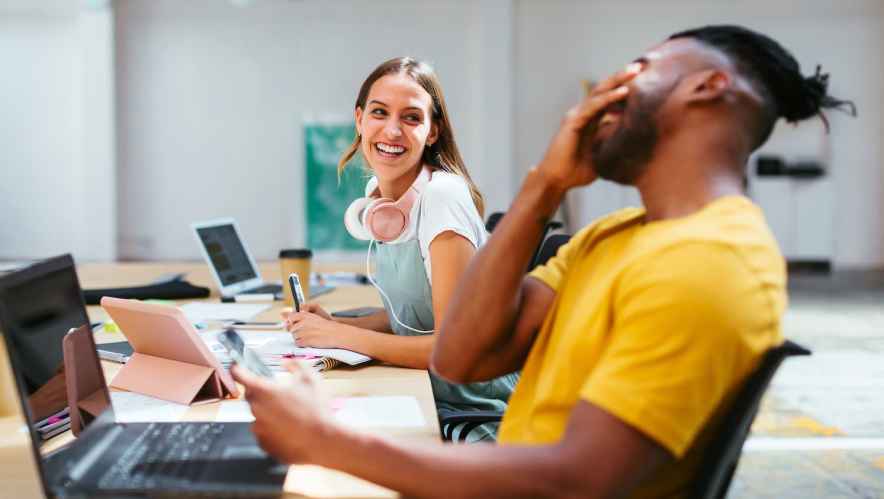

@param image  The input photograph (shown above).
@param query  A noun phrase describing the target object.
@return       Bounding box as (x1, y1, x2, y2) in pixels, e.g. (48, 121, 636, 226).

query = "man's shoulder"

(571, 206, 646, 243)
(640, 196, 783, 270)
(622, 237, 786, 322)
(586, 197, 785, 303)
(597, 206, 646, 228)
(653, 196, 774, 244)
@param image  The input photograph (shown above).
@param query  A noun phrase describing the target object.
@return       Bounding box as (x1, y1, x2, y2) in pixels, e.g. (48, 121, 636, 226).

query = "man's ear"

(684, 69, 730, 104)
(354, 107, 363, 136)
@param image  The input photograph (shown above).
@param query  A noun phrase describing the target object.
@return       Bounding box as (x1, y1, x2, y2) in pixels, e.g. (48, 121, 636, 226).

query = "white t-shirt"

(365, 170, 488, 281)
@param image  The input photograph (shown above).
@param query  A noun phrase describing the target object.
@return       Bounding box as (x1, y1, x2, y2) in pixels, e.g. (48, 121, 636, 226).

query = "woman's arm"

(284, 305, 393, 334)
(427, 230, 476, 337)
(288, 230, 475, 370)
(334, 309, 393, 333)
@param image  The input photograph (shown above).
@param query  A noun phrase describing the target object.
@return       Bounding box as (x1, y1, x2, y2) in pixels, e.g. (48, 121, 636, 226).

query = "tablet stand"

(63, 325, 111, 436)
(109, 353, 225, 405)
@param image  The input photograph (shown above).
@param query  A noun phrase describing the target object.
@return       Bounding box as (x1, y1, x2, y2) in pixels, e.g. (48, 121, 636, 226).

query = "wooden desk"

(10, 261, 440, 498)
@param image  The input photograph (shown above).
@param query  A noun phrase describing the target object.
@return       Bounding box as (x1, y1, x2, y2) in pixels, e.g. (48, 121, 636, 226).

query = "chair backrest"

(485, 211, 563, 237)
(529, 233, 572, 272)
(485, 212, 505, 233)
(691, 340, 811, 499)
(486, 211, 566, 272)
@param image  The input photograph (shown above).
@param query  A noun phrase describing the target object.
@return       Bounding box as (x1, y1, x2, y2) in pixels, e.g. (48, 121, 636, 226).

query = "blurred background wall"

(2, 0, 882, 269)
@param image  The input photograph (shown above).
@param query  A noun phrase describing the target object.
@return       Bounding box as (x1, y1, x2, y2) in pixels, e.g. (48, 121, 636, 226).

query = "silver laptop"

(191, 218, 283, 299)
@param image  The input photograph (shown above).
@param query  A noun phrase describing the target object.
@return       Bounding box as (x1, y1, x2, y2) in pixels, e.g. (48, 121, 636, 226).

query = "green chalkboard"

(305, 122, 370, 251)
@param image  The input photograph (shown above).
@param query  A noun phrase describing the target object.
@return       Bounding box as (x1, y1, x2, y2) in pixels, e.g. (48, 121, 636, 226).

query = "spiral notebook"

(296, 356, 343, 372)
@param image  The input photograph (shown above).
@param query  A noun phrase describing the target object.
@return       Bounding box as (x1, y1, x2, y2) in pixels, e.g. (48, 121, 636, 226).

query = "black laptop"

(0, 254, 89, 439)
(0, 255, 287, 497)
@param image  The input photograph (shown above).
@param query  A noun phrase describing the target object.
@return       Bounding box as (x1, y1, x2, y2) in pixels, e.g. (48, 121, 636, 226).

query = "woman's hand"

(535, 64, 641, 193)
(281, 302, 332, 322)
(285, 310, 352, 349)
(230, 360, 335, 464)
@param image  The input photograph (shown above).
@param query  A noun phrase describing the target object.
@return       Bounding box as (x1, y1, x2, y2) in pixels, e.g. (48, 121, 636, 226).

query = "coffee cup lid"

(279, 248, 312, 259)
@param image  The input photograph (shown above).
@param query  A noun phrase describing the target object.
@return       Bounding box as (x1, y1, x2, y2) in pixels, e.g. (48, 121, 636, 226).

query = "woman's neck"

(376, 165, 422, 200)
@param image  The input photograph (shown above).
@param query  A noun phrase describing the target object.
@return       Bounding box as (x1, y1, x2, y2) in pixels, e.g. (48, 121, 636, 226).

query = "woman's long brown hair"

(338, 57, 484, 217)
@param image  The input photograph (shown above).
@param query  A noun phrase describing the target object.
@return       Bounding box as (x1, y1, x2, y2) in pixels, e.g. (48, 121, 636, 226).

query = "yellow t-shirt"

(498, 196, 786, 498)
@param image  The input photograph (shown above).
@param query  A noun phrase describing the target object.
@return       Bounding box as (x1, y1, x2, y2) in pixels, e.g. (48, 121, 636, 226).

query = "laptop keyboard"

(243, 283, 282, 294)
(97, 422, 224, 490)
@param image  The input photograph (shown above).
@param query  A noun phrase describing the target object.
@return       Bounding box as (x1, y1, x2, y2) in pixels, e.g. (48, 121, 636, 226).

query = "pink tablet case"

(100, 297, 238, 404)
(63, 324, 111, 436)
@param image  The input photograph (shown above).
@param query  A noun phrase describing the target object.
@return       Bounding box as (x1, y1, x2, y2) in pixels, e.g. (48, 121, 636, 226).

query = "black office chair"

(485, 211, 563, 237)
(485, 211, 505, 233)
(528, 233, 572, 272)
(690, 339, 811, 499)
(439, 409, 504, 442)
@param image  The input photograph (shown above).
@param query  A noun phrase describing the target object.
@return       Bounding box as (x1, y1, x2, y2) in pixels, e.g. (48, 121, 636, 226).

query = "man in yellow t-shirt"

(498, 195, 786, 496)
(231, 26, 853, 498)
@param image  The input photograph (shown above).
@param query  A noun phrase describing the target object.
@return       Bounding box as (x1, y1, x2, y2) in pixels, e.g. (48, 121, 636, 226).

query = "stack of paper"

(35, 408, 71, 440)
(179, 302, 269, 323)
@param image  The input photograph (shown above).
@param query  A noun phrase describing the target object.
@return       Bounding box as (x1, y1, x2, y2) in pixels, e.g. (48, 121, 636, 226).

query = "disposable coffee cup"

(279, 249, 312, 306)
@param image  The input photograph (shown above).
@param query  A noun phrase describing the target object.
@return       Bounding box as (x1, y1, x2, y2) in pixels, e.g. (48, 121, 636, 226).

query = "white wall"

(4, 0, 883, 268)
(115, 0, 514, 261)
(0, 1, 116, 262)
(515, 0, 884, 269)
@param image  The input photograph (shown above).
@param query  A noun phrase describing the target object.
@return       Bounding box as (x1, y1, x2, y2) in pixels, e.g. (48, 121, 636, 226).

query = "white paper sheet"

(178, 302, 269, 323)
(111, 391, 190, 422)
(213, 397, 424, 427)
(215, 401, 255, 422)
(332, 396, 425, 428)
(197, 329, 370, 367)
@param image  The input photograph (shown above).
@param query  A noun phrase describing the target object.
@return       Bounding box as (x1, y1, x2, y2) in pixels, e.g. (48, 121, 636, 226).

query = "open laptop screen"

(0, 254, 89, 422)
(195, 223, 258, 286)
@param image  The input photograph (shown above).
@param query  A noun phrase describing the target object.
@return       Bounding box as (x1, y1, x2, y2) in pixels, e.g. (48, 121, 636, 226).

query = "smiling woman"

(284, 57, 519, 442)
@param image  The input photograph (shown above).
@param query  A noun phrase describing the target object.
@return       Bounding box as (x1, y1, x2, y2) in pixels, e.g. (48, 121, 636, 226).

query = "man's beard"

(589, 91, 665, 185)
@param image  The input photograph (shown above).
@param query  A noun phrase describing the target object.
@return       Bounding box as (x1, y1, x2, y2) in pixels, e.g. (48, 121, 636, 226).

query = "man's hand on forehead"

(528, 63, 641, 193)
(591, 62, 644, 97)
(572, 63, 641, 129)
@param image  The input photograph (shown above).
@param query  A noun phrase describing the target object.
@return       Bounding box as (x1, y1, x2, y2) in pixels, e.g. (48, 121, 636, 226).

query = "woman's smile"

(375, 142, 407, 158)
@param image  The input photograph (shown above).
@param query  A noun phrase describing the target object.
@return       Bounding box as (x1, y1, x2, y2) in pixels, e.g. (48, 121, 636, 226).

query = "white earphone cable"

(365, 239, 435, 334)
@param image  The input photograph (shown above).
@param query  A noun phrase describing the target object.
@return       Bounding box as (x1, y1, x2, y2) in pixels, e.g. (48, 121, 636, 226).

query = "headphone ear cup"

(365, 201, 409, 242)
(344, 197, 376, 240)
